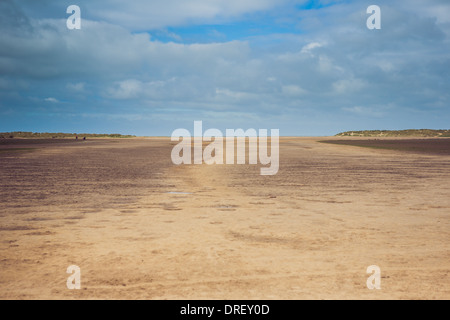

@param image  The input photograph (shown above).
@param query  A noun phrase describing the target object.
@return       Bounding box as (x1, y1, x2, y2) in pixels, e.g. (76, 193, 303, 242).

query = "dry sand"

(0, 137, 449, 299)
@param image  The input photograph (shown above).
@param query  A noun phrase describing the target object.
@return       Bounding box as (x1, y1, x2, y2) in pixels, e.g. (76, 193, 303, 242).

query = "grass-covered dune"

(336, 129, 450, 137)
(0, 132, 135, 139)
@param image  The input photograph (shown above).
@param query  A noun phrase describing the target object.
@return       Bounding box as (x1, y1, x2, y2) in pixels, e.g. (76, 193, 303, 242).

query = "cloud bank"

(0, 0, 449, 135)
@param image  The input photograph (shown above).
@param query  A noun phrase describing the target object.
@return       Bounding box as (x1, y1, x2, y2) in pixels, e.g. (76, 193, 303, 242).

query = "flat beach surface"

(0, 137, 449, 299)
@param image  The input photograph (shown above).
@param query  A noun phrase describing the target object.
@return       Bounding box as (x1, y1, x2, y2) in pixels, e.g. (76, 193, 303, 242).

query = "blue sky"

(0, 0, 449, 136)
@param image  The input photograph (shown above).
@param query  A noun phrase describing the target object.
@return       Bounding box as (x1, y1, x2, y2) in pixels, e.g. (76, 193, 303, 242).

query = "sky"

(0, 0, 449, 136)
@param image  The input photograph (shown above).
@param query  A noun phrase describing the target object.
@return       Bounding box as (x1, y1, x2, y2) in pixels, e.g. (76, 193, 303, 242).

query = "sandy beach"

(0, 137, 449, 299)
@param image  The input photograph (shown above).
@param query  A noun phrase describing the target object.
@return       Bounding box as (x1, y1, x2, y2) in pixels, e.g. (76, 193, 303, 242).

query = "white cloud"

(107, 79, 144, 100)
(300, 42, 323, 55)
(66, 82, 85, 92)
(342, 106, 385, 118)
(282, 85, 307, 96)
(333, 78, 366, 94)
(44, 97, 59, 103)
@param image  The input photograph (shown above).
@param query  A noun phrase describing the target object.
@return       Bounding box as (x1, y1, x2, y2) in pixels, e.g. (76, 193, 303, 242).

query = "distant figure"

(76, 136, 78, 140)
(83, 137, 86, 140)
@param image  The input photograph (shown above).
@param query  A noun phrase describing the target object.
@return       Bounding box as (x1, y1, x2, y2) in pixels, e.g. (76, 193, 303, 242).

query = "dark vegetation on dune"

(0, 131, 136, 139)
(336, 129, 450, 137)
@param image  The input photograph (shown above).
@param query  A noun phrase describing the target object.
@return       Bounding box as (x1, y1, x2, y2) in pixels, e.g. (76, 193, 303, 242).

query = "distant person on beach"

(83, 137, 86, 140)
(76, 136, 78, 140)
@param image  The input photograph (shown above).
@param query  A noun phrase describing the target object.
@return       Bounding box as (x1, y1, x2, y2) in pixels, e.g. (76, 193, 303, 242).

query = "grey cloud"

(0, 0, 32, 34)
(17, 0, 307, 30)
(1, 0, 449, 135)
